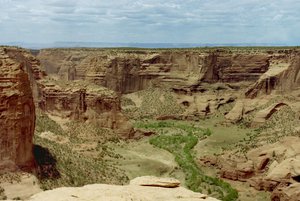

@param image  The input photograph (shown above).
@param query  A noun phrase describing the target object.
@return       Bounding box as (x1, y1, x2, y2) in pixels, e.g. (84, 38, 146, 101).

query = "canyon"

(0, 46, 300, 201)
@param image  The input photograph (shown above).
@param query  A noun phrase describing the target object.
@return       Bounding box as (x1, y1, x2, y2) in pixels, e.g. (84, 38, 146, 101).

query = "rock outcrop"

(271, 183, 300, 201)
(201, 52, 270, 83)
(224, 100, 245, 123)
(38, 79, 134, 138)
(0, 47, 35, 171)
(29, 176, 220, 201)
(246, 52, 300, 98)
(211, 137, 300, 200)
(129, 176, 181, 188)
(251, 102, 288, 127)
(4, 47, 46, 101)
(37, 49, 283, 95)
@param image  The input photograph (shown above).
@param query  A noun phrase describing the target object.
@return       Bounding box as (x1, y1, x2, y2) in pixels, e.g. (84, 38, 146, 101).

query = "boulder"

(225, 100, 244, 123)
(220, 160, 255, 181)
(130, 176, 180, 188)
(271, 183, 300, 201)
(248, 177, 279, 191)
(266, 158, 300, 181)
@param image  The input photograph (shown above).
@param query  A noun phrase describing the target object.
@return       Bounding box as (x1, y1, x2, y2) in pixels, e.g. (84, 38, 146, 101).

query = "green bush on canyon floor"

(135, 120, 238, 201)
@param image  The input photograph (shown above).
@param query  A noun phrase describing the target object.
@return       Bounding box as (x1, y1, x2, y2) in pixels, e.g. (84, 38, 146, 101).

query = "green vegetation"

(35, 110, 65, 136)
(135, 120, 238, 201)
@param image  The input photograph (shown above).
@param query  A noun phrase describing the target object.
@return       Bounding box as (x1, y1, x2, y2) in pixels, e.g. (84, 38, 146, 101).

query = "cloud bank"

(0, 0, 299, 44)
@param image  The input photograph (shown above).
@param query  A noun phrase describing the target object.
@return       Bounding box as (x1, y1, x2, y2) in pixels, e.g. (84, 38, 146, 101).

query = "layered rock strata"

(38, 49, 282, 95)
(201, 137, 300, 201)
(0, 47, 35, 171)
(39, 80, 133, 138)
(246, 52, 300, 98)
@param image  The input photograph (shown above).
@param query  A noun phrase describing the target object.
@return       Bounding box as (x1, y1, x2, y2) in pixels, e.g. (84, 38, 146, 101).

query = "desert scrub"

(35, 110, 65, 136)
(34, 135, 129, 190)
(123, 88, 184, 119)
(34, 110, 128, 190)
(139, 120, 238, 201)
(0, 187, 6, 200)
(237, 105, 300, 153)
(65, 121, 118, 143)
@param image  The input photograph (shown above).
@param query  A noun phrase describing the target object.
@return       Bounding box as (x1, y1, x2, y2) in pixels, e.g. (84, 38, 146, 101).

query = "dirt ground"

(0, 173, 42, 200)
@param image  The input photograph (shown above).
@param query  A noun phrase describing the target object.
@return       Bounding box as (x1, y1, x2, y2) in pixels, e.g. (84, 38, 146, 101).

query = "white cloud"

(0, 0, 299, 44)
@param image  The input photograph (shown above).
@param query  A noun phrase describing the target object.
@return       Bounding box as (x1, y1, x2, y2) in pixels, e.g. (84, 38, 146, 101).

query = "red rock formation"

(0, 47, 35, 171)
(201, 52, 270, 83)
(246, 52, 300, 98)
(9, 48, 135, 138)
(37, 49, 276, 94)
(5, 48, 46, 101)
(39, 80, 134, 138)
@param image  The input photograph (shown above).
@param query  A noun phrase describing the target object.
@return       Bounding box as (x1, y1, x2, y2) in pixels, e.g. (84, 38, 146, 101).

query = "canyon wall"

(38, 49, 281, 94)
(0, 47, 35, 171)
(246, 52, 300, 98)
(38, 48, 300, 97)
(39, 80, 133, 138)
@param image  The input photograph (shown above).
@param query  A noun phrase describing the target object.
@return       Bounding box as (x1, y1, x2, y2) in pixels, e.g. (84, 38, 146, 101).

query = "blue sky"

(0, 0, 300, 45)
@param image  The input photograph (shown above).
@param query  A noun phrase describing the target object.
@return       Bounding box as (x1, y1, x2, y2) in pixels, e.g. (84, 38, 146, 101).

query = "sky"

(0, 0, 300, 45)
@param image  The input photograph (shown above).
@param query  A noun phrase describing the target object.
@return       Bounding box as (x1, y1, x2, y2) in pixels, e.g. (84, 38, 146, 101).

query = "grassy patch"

(35, 110, 65, 136)
(135, 120, 238, 201)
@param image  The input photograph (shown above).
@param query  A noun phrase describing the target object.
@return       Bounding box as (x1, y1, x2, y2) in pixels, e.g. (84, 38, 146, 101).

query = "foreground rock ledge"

(29, 176, 220, 201)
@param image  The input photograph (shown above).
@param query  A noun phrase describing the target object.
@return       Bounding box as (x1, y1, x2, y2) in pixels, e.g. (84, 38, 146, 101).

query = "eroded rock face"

(37, 49, 278, 94)
(29, 176, 220, 201)
(39, 80, 134, 138)
(0, 47, 35, 171)
(211, 137, 300, 199)
(201, 52, 270, 83)
(246, 52, 300, 98)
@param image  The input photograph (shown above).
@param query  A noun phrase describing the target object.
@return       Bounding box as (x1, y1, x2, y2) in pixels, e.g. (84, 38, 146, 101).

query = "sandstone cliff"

(0, 47, 35, 171)
(38, 79, 133, 137)
(38, 48, 300, 99)
(6, 48, 135, 138)
(38, 49, 279, 94)
(246, 51, 300, 98)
